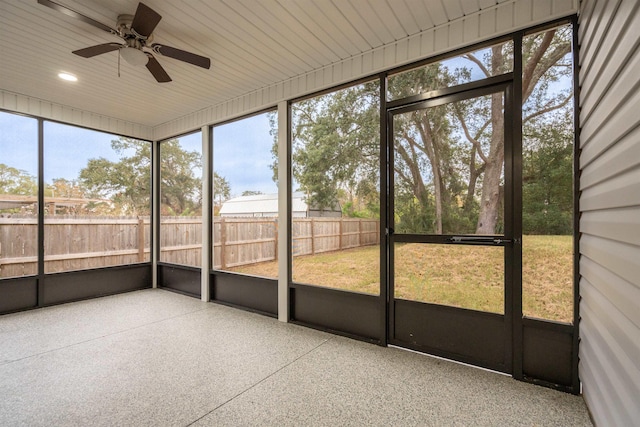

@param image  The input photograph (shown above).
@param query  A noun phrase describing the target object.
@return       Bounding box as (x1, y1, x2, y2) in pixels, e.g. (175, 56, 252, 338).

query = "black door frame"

(384, 74, 518, 373)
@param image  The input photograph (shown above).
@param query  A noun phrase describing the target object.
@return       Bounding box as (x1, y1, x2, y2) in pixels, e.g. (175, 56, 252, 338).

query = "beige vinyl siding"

(578, 0, 640, 425)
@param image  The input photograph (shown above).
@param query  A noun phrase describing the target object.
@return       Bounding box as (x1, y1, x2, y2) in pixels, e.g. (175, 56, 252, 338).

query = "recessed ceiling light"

(58, 72, 78, 82)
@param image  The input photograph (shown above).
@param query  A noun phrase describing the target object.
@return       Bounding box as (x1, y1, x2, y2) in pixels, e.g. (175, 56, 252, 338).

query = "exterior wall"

(578, 0, 640, 425)
(0, 90, 153, 140)
(153, 0, 578, 140)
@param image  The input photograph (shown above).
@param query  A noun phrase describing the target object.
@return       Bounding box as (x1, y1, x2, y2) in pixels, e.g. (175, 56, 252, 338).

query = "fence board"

(159, 216, 202, 266)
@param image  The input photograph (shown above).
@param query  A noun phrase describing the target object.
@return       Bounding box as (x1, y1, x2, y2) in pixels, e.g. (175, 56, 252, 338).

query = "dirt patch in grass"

(229, 235, 574, 323)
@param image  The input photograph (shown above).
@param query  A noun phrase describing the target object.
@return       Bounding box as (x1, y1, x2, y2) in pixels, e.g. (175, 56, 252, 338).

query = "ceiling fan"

(37, 0, 211, 82)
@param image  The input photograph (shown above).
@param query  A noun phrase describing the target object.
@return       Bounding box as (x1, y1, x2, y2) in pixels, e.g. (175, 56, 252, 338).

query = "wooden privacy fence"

(212, 217, 379, 269)
(0, 216, 379, 277)
(213, 218, 276, 269)
(0, 216, 151, 278)
(160, 217, 203, 267)
(291, 218, 379, 256)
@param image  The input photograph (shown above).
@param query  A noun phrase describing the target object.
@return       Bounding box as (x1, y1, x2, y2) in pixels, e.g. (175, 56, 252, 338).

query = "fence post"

(310, 218, 315, 255)
(273, 218, 278, 261)
(358, 219, 362, 247)
(338, 218, 343, 250)
(137, 217, 145, 262)
(220, 218, 226, 269)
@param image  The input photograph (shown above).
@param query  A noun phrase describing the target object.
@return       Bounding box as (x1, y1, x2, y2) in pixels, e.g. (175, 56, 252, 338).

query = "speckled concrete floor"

(0, 289, 592, 426)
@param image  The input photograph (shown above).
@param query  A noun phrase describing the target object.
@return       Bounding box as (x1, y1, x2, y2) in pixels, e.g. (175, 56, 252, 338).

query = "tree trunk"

(394, 138, 429, 205)
(465, 146, 484, 213)
(474, 46, 507, 234)
(415, 116, 444, 234)
(476, 92, 505, 234)
(433, 159, 443, 234)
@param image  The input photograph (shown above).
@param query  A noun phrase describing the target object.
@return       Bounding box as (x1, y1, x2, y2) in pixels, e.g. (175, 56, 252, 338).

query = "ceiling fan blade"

(146, 54, 172, 83)
(131, 3, 162, 38)
(151, 44, 211, 69)
(37, 0, 116, 35)
(73, 43, 122, 58)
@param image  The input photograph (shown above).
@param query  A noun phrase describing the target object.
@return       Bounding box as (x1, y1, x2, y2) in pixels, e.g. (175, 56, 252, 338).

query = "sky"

(213, 112, 278, 196)
(0, 113, 124, 182)
(0, 110, 277, 197)
(1, 112, 39, 177)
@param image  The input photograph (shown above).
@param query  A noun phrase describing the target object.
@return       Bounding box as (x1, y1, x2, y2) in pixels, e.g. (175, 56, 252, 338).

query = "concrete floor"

(0, 289, 592, 426)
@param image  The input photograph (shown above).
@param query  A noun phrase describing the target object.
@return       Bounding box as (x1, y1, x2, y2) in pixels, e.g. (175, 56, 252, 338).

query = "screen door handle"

(447, 236, 513, 245)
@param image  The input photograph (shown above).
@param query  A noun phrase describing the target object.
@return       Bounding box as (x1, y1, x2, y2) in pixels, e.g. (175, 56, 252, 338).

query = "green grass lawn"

(229, 235, 574, 323)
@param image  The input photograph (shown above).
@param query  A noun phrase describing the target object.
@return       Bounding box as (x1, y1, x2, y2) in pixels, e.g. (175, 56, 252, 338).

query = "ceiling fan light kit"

(37, 0, 211, 82)
(120, 46, 148, 66)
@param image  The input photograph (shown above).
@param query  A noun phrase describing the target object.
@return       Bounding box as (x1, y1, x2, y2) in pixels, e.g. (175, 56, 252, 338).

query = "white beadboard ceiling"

(1, 0, 556, 132)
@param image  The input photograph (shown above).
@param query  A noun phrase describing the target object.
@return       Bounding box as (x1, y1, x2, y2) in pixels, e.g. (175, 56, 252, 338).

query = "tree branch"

(523, 31, 555, 98)
(523, 93, 571, 123)
(464, 53, 491, 78)
(393, 165, 412, 185)
(453, 108, 489, 164)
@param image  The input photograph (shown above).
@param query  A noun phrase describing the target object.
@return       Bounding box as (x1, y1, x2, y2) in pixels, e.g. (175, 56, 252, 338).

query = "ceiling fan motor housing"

(117, 14, 153, 45)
